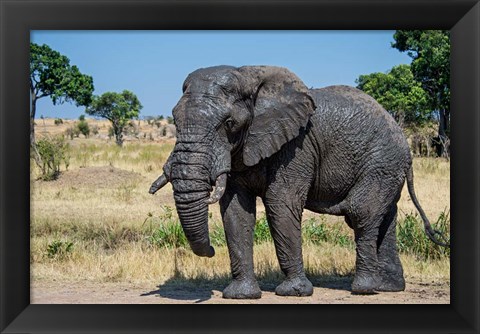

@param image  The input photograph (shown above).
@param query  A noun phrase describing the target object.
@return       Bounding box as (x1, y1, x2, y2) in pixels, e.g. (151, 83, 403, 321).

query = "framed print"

(1, 0, 479, 333)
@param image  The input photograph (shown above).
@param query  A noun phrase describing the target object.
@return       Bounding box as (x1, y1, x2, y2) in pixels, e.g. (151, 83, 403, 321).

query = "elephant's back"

(309, 85, 409, 154)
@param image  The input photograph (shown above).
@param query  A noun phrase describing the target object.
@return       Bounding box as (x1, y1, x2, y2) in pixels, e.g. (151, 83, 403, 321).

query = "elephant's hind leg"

(350, 216, 383, 294)
(376, 204, 405, 292)
(346, 182, 393, 294)
(347, 177, 405, 294)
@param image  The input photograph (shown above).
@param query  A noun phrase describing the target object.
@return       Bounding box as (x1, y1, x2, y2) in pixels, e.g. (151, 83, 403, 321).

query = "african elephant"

(149, 65, 448, 299)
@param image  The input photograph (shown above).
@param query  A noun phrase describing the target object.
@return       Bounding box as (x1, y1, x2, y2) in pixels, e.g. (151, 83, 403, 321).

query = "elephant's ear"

(238, 66, 316, 167)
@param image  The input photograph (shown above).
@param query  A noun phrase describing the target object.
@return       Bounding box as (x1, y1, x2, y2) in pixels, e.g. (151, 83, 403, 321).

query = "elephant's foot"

(376, 271, 405, 292)
(275, 275, 313, 297)
(222, 278, 261, 299)
(351, 273, 380, 294)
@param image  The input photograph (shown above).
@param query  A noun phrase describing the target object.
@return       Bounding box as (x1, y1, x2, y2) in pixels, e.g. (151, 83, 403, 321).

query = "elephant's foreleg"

(219, 182, 261, 299)
(376, 204, 405, 292)
(264, 200, 313, 297)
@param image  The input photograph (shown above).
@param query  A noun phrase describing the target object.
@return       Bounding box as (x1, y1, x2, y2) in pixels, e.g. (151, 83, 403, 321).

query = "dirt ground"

(31, 278, 449, 304)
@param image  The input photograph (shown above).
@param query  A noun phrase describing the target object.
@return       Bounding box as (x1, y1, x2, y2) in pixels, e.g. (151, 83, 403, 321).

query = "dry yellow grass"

(31, 119, 450, 287)
(35, 117, 170, 141)
(399, 158, 450, 220)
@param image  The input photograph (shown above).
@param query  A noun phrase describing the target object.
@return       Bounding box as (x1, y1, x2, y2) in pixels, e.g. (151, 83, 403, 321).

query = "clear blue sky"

(31, 31, 411, 119)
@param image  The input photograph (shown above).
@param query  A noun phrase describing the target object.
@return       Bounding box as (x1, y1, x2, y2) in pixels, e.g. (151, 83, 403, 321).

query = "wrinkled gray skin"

(150, 65, 448, 299)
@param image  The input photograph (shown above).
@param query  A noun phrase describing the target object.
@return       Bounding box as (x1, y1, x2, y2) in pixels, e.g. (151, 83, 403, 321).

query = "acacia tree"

(86, 90, 142, 146)
(356, 64, 430, 128)
(392, 30, 450, 156)
(30, 43, 94, 157)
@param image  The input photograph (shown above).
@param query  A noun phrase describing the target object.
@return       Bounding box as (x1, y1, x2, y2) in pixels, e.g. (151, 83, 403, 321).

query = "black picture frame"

(1, 0, 479, 333)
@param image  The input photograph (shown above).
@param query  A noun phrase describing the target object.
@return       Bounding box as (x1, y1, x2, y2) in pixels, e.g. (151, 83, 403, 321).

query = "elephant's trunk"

(162, 135, 231, 257)
(170, 161, 215, 257)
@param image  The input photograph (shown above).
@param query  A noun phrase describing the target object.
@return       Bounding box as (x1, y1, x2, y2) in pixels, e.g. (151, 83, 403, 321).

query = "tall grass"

(64, 140, 174, 171)
(38, 203, 446, 261)
(397, 210, 450, 260)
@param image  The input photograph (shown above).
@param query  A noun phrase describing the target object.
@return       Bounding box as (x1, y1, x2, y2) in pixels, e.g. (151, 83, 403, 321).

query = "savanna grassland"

(31, 118, 450, 304)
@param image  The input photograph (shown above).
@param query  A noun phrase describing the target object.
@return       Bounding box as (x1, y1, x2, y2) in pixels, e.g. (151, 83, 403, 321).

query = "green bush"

(254, 215, 272, 244)
(35, 136, 70, 180)
(301, 217, 355, 248)
(397, 210, 450, 260)
(144, 207, 188, 248)
(54, 118, 63, 125)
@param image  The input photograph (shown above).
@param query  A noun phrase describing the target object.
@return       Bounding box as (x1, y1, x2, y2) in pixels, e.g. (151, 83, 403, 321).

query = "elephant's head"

(151, 65, 316, 257)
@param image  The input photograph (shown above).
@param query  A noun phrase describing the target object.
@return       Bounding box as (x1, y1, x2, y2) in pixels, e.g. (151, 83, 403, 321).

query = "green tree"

(356, 64, 430, 128)
(86, 90, 142, 146)
(392, 30, 450, 156)
(30, 43, 94, 160)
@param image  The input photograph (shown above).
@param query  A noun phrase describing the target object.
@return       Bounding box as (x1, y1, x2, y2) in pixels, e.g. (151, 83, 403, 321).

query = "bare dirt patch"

(42, 166, 143, 189)
(31, 278, 449, 304)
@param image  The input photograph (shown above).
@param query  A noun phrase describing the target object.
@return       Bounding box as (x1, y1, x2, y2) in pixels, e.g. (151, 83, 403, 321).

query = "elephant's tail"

(406, 165, 450, 247)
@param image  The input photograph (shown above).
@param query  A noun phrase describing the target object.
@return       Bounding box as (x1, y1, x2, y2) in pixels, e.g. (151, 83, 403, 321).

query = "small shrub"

(35, 136, 70, 180)
(54, 118, 63, 125)
(46, 240, 74, 259)
(166, 116, 174, 124)
(76, 116, 90, 138)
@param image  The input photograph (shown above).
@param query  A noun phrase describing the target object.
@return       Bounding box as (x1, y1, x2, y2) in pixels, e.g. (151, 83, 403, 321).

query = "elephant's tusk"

(205, 173, 227, 205)
(149, 173, 169, 194)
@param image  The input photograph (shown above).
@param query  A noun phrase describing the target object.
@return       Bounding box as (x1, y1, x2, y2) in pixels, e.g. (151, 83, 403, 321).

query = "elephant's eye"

(225, 119, 235, 130)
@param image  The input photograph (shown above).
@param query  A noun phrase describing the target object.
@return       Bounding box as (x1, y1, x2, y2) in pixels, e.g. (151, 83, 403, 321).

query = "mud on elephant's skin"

(149, 65, 449, 299)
